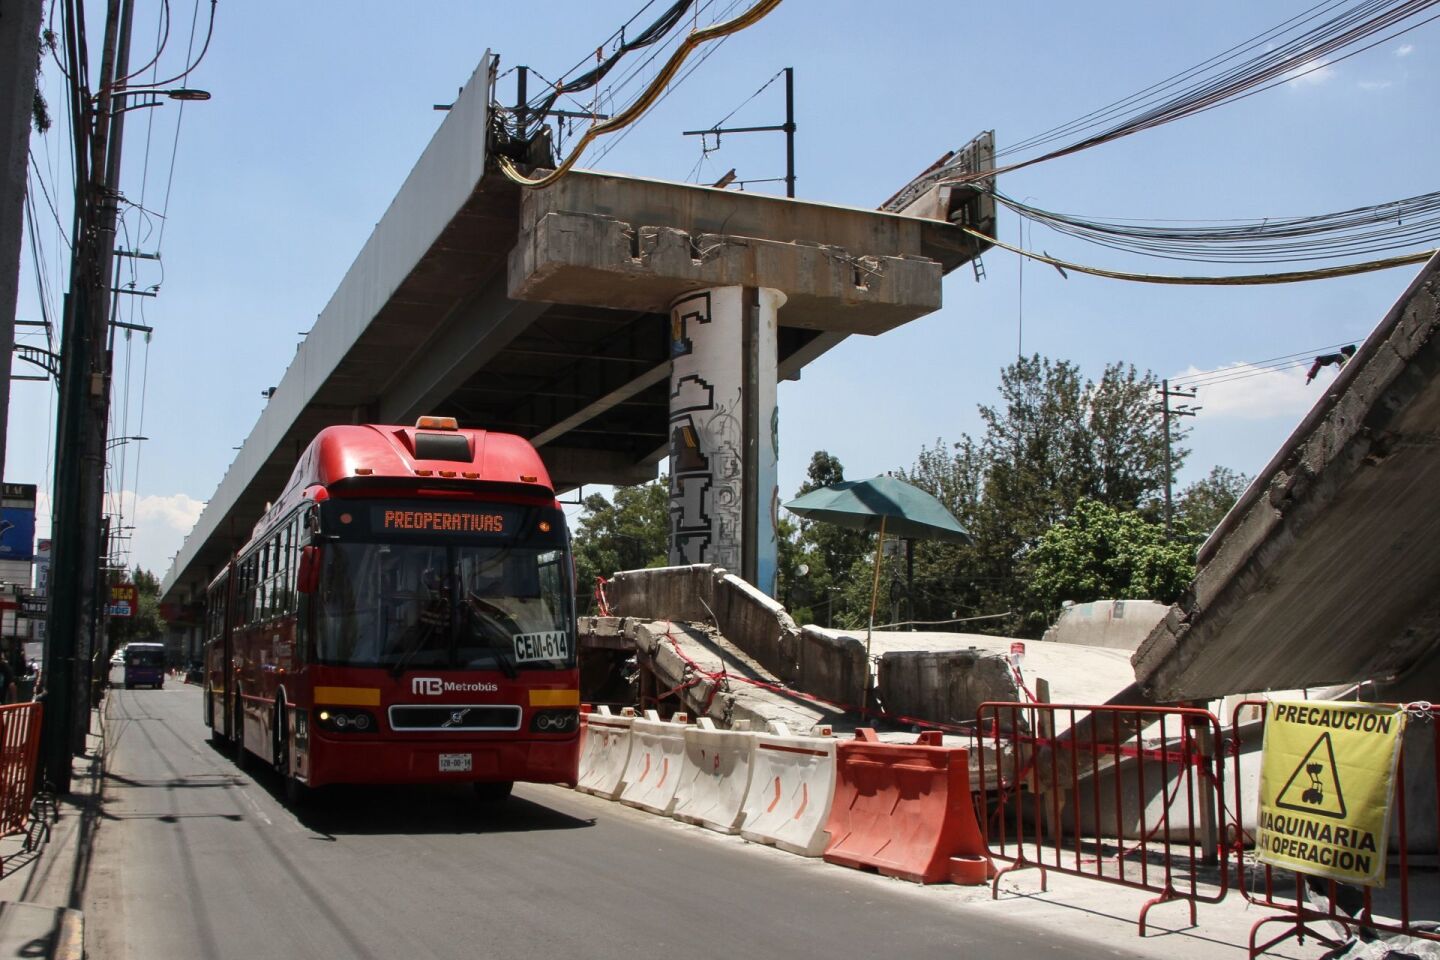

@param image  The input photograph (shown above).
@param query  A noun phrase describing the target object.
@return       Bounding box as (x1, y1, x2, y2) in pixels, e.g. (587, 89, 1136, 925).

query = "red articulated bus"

(203, 416, 580, 803)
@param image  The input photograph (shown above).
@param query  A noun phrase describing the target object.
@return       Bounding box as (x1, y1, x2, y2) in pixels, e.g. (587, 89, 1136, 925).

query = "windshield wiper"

(389, 621, 440, 679)
(493, 647, 519, 680)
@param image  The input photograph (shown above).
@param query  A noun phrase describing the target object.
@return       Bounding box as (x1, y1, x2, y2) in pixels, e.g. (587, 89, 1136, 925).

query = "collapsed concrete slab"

(578, 616, 846, 733)
(605, 565, 865, 707)
(809, 629, 1139, 734)
(1134, 254, 1440, 701)
(1042, 600, 1170, 651)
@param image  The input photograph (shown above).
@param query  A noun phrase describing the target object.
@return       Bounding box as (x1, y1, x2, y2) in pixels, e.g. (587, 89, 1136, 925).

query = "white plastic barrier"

(739, 722, 837, 857)
(575, 706, 636, 799)
(670, 719, 757, 834)
(617, 711, 689, 815)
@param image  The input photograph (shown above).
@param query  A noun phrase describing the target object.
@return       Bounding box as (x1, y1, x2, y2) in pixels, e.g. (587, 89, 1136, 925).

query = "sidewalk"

(0, 710, 104, 960)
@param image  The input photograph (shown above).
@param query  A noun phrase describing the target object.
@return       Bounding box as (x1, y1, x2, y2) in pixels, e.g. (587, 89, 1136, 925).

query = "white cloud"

(1358, 80, 1393, 91)
(111, 491, 207, 577)
(1286, 59, 1336, 86)
(1397, 43, 1414, 57)
(1171, 363, 1321, 421)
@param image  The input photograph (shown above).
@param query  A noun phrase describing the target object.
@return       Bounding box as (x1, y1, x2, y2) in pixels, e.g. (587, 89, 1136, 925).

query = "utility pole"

(1, 0, 46, 488)
(1158, 379, 1200, 540)
(683, 67, 795, 197)
(42, 0, 134, 790)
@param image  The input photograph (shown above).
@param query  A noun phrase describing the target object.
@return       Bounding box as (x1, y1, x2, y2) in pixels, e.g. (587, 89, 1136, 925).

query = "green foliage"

(571, 479, 670, 611)
(1025, 499, 1196, 614)
(108, 567, 165, 651)
(779, 452, 873, 627)
(1178, 465, 1250, 537)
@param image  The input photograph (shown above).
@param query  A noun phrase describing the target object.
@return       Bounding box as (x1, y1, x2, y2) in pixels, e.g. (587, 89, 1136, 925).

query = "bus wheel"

(205, 686, 226, 744)
(233, 699, 251, 771)
(275, 706, 311, 806)
(473, 781, 514, 804)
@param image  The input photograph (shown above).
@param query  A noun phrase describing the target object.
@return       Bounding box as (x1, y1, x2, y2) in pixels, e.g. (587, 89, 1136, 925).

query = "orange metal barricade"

(0, 701, 45, 876)
(1229, 699, 1438, 958)
(975, 702, 1229, 936)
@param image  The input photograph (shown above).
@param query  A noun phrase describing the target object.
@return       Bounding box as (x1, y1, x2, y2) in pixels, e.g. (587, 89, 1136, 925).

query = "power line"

(1171, 340, 1361, 387)
(940, 0, 1440, 188)
(989, 188, 1440, 265)
(961, 225, 1437, 285)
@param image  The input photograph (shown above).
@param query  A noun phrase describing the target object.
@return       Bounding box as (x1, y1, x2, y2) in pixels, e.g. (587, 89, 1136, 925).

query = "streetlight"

(106, 434, 148, 448)
(110, 88, 212, 115)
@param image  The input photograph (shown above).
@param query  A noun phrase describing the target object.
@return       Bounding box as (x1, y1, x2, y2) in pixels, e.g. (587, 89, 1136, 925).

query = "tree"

(1177, 466, 1250, 537)
(571, 479, 670, 611)
(895, 437, 989, 626)
(107, 567, 164, 652)
(785, 451, 873, 627)
(1025, 499, 1195, 615)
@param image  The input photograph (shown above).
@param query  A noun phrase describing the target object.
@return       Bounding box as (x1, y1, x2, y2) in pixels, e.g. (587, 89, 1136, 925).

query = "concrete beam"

(377, 275, 548, 425)
(539, 445, 657, 490)
(1133, 254, 1440, 700)
(509, 211, 942, 335)
(530, 361, 670, 448)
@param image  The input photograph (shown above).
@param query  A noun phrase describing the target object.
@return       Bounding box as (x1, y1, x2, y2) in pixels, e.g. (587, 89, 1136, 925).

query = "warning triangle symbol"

(1275, 731, 1347, 819)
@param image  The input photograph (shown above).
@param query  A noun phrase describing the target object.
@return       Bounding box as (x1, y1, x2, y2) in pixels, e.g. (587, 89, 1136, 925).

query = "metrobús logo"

(410, 677, 498, 696)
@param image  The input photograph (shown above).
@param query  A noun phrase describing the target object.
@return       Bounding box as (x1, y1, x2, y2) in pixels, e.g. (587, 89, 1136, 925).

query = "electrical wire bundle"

(512, 0, 695, 141)
(495, 0, 782, 188)
(991, 189, 1440, 265)
(940, 0, 1440, 188)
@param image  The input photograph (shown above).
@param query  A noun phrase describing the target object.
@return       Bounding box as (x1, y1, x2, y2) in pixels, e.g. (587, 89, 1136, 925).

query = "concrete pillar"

(668, 285, 785, 595)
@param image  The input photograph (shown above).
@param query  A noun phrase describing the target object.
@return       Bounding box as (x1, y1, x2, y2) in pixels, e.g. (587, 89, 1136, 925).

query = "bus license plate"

(439, 753, 472, 773)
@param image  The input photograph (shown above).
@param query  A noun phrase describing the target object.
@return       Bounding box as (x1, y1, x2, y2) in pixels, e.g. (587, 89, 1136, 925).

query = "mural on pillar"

(668, 292, 744, 572)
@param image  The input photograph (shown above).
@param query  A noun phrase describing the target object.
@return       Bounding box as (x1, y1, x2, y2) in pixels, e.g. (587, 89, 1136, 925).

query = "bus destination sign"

(373, 507, 510, 536)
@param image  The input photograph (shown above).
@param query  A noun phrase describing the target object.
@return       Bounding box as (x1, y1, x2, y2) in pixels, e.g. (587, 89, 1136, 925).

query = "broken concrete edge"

(1196, 251, 1440, 569)
(580, 615, 847, 733)
(1133, 253, 1440, 700)
(605, 565, 868, 708)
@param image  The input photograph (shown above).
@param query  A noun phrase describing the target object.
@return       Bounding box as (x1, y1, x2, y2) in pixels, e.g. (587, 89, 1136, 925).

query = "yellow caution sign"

(1256, 701, 1406, 887)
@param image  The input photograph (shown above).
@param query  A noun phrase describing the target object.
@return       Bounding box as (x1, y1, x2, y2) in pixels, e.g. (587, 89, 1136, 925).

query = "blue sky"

(13, 0, 1437, 577)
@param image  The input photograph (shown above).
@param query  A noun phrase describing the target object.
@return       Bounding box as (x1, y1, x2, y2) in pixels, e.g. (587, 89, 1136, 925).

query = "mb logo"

(412, 677, 444, 696)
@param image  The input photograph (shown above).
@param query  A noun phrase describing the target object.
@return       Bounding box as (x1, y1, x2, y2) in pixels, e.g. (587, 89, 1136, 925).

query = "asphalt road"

(86, 680, 1136, 960)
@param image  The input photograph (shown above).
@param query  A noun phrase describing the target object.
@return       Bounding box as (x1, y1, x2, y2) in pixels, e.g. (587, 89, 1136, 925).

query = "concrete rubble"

(584, 565, 1143, 736)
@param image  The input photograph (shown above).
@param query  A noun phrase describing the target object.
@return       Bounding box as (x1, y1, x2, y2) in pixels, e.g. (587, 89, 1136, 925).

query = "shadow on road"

(202, 737, 595, 837)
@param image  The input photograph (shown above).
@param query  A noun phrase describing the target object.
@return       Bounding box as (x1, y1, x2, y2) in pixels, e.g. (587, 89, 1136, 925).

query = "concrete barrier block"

(618, 714, 690, 815)
(575, 706, 636, 800)
(739, 725, 837, 857)
(671, 719, 758, 834)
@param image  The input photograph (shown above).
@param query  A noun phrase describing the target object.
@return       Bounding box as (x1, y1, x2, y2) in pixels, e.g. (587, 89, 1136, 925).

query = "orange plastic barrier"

(822, 728, 987, 884)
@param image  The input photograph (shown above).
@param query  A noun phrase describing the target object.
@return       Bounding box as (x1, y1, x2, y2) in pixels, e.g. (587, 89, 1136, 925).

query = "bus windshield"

(317, 541, 573, 673)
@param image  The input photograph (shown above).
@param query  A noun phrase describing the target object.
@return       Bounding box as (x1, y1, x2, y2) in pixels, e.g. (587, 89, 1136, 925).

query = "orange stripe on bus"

(313, 686, 381, 707)
(528, 689, 580, 707)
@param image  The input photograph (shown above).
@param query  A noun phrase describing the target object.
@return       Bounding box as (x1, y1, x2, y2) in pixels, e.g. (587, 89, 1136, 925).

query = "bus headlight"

(531, 709, 578, 733)
(316, 708, 376, 733)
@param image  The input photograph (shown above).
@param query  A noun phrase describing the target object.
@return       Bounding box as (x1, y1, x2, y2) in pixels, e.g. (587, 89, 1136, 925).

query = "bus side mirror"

(297, 545, 322, 594)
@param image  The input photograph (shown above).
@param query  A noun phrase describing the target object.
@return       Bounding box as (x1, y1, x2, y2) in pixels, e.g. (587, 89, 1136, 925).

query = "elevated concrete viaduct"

(1134, 252, 1440, 700)
(159, 52, 990, 639)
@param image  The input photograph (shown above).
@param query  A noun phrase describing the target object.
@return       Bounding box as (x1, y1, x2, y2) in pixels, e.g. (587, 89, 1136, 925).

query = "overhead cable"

(991, 187, 1440, 264)
(498, 0, 783, 189)
(938, 0, 1440, 188)
(962, 226, 1437, 285)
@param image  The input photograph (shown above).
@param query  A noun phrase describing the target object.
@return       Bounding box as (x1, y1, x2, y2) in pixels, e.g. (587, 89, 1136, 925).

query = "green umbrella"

(783, 475, 972, 544)
(783, 476, 972, 704)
